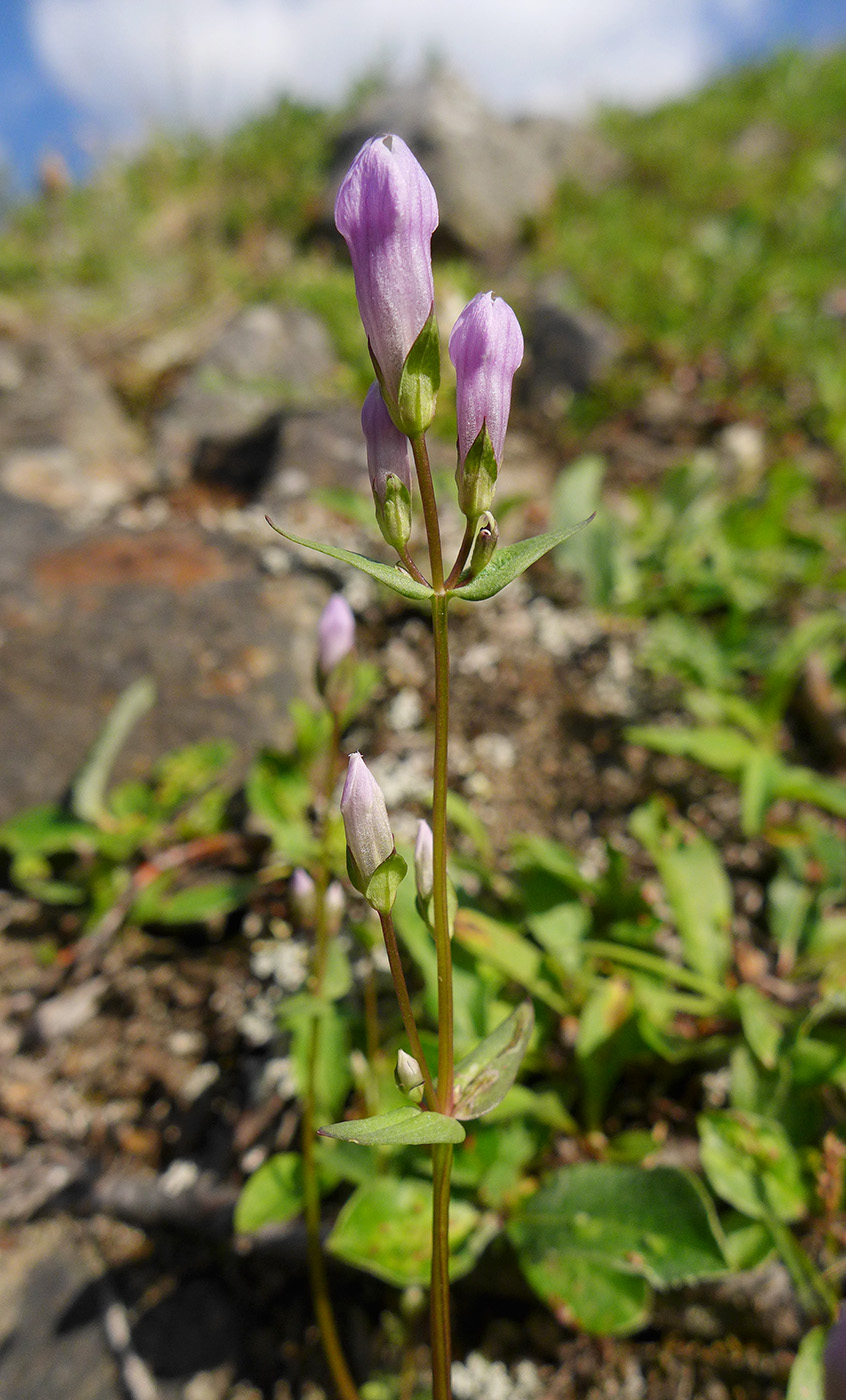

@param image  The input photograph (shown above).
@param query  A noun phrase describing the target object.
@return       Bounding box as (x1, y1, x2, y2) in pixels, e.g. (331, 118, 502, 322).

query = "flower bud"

(317, 594, 355, 679)
(335, 134, 439, 432)
(414, 819, 434, 903)
(325, 880, 345, 937)
(449, 292, 523, 521)
(395, 1048, 425, 1102)
(340, 752, 394, 884)
(467, 512, 498, 579)
(361, 382, 413, 552)
(288, 868, 317, 928)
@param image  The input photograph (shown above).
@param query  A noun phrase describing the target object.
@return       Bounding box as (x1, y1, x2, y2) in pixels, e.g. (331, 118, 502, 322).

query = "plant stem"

(301, 727, 359, 1400)
(431, 1144, 454, 1400)
(410, 431, 455, 1400)
(411, 433, 445, 593)
(379, 911, 437, 1110)
(444, 518, 475, 592)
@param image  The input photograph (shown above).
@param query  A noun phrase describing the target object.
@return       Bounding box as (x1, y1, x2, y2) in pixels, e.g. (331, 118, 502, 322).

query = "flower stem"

(378, 911, 437, 1110)
(409, 431, 455, 1400)
(431, 1143, 454, 1400)
(302, 726, 359, 1400)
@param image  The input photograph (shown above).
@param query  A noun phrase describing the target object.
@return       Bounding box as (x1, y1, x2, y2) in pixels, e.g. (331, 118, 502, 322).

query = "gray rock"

(0, 489, 332, 818)
(260, 400, 368, 513)
(0, 1220, 119, 1400)
(330, 68, 552, 254)
(519, 276, 621, 411)
(154, 303, 338, 490)
(0, 319, 153, 521)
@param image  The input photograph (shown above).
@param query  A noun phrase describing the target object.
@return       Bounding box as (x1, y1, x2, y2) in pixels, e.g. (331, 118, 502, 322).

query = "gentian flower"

(335, 134, 439, 432)
(340, 753, 394, 883)
(414, 819, 434, 902)
(449, 292, 523, 520)
(361, 382, 413, 551)
(317, 594, 355, 678)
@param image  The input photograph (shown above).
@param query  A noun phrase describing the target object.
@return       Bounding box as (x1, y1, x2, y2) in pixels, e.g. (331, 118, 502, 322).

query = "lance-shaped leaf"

(319, 1105, 465, 1147)
(266, 518, 433, 601)
(453, 1001, 535, 1120)
(451, 516, 594, 601)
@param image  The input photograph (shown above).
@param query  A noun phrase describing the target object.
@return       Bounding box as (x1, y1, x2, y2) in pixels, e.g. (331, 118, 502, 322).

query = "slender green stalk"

(301, 727, 359, 1400)
(409, 431, 455, 1400)
(379, 911, 437, 1110)
(444, 518, 475, 592)
(430, 1144, 454, 1400)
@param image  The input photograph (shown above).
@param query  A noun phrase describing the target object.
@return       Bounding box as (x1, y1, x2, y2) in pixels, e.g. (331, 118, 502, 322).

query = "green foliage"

(507, 1164, 727, 1334)
(327, 1177, 489, 1286)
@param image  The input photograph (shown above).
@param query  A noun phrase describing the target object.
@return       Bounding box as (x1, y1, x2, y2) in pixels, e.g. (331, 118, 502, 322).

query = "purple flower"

(335, 134, 438, 408)
(340, 753, 394, 882)
(361, 382, 414, 505)
(414, 819, 434, 902)
(449, 290, 523, 472)
(289, 868, 317, 927)
(317, 594, 355, 677)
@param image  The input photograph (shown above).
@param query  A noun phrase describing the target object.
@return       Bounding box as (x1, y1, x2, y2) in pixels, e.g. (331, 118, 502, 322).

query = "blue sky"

(2, 0, 846, 193)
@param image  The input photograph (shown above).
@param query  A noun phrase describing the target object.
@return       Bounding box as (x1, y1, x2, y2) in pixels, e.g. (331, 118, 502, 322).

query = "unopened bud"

(288, 868, 317, 928)
(450, 292, 523, 521)
(467, 512, 498, 578)
(340, 753, 394, 884)
(325, 880, 345, 936)
(395, 1049, 425, 1102)
(361, 382, 413, 552)
(317, 594, 355, 677)
(414, 820, 434, 902)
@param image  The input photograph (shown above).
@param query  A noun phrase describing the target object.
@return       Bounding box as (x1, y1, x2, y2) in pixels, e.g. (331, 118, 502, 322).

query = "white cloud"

(30, 0, 767, 146)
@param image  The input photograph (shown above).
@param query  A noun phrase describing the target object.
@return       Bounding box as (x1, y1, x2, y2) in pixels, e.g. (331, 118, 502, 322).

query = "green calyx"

(456, 423, 498, 521)
(375, 473, 413, 553)
(394, 306, 440, 436)
(347, 846, 408, 915)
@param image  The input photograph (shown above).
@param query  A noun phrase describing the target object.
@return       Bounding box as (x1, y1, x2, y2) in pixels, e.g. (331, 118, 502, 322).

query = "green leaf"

(626, 724, 756, 774)
(72, 676, 157, 822)
(736, 984, 783, 1070)
(698, 1110, 808, 1223)
(453, 909, 570, 1014)
(0, 805, 97, 857)
(235, 1153, 303, 1233)
(130, 875, 252, 926)
(327, 1176, 487, 1287)
(630, 800, 732, 983)
(786, 1326, 827, 1400)
(265, 517, 434, 601)
(318, 1106, 465, 1147)
(453, 1001, 535, 1120)
(451, 517, 594, 602)
(507, 1164, 727, 1335)
(364, 850, 408, 915)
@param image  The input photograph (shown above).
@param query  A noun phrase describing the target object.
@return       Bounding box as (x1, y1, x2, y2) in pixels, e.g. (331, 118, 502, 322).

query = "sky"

(1, 0, 846, 192)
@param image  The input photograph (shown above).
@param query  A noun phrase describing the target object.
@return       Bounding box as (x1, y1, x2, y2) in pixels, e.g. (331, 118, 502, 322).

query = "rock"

(0, 1220, 120, 1400)
(259, 400, 368, 513)
(154, 304, 338, 490)
(515, 115, 627, 193)
(0, 488, 332, 818)
(331, 67, 608, 255)
(0, 321, 153, 522)
(518, 277, 621, 411)
(34, 977, 108, 1044)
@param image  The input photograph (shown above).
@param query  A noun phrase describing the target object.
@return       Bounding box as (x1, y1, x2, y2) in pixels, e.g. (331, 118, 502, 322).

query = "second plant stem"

(302, 728, 359, 1400)
(411, 431, 455, 1400)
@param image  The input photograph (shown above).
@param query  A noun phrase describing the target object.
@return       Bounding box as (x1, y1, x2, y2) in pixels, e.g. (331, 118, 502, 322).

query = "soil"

(0, 398, 840, 1400)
